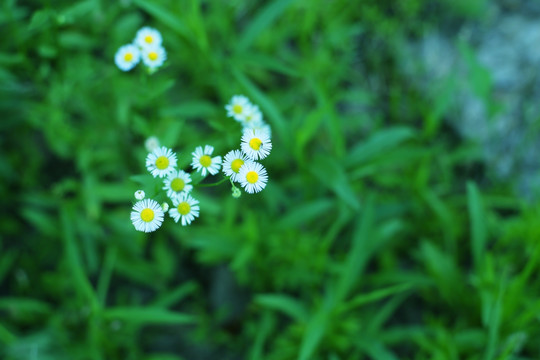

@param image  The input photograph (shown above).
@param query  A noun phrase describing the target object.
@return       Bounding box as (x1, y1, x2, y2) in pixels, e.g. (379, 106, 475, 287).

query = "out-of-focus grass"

(1, 0, 539, 359)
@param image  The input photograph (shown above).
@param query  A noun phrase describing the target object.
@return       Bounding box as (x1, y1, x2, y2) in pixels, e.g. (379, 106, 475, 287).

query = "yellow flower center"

(231, 159, 244, 173)
(233, 104, 243, 114)
(149, 51, 158, 61)
(249, 138, 262, 151)
(178, 202, 191, 215)
(140, 208, 155, 222)
(171, 178, 185, 192)
(246, 171, 258, 184)
(124, 52, 133, 62)
(155, 156, 169, 170)
(144, 35, 153, 44)
(199, 155, 212, 168)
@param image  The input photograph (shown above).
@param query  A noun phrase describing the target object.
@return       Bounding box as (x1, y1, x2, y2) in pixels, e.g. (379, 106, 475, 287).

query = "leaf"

(152, 282, 198, 308)
(95, 183, 132, 203)
(236, 0, 294, 51)
(298, 302, 329, 360)
(467, 181, 486, 271)
(234, 52, 299, 77)
(249, 312, 274, 360)
(160, 101, 216, 118)
(102, 307, 196, 325)
(0, 297, 51, 314)
(277, 198, 335, 229)
(335, 194, 374, 301)
(0, 322, 16, 346)
(311, 154, 360, 211)
(60, 205, 99, 311)
(346, 127, 416, 168)
(339, 283, 413, 313)
(356, 338, 400, 360)
(132, 0, 191, 39)
(254, 294, 308, 322)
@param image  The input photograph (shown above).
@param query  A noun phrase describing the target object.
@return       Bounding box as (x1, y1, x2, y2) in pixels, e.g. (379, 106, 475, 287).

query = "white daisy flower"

(225, 95, 251, 121)
(134, 190, 145, 200)
(163, 169, 193, 200)
(169, 193, 200, 226)
(131, 198, 164, 232)
(241, 103, 263, 126)
(146, 146, 177, 178)
(145, 136, 160, 152)
(241, 128, 272, 160)
(222, 149, 248, 182)
(134, 27, 163, 49)
(191, 145, 222, 176)
(114, 44, 140, 71)
(141, 44, 167, 70)
(238, 161, 268, 194)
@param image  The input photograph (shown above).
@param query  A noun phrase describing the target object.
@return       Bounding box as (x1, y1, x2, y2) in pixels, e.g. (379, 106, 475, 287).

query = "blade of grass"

(236, 0, 294, 52)
(254, 294, 308, 322)
(346, 127, 416, 168)
(467, 181, 487, 271)
(311, 154, 360, 211)
(132, 0, 191, 39)
(60, 204, 100, 312)
(97, 245, 117, 306)
(335, 194, 374, 302)
(298, 299, 331, 360)
(152, 281, 198, 308)
(0, 322, 16, 346)
(0, 297, 51, 314)
(102, 307, 196, 325)
(277, 198, 335, 229)
(338, 283, 413, 314)
(249, 312, 274, 360)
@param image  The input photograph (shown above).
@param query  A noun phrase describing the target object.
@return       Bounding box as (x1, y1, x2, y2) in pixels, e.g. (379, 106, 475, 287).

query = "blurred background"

(2, 0, 540, 359)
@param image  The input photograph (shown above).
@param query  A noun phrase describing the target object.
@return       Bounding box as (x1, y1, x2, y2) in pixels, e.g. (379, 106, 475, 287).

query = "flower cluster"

(223, 95, 272, 194)
(130, 95, 272, 233)
(115, 27, 167, 72)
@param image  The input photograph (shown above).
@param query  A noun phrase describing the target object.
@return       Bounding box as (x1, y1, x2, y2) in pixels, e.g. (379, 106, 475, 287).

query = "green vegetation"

(1, 0, 539, 359)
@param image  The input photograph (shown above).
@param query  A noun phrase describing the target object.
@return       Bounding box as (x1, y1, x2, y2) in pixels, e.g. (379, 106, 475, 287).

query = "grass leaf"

(102, 307, 196, 325)
(254, 294, 308, 322)
(467, 181, 487, 271)
(346, 127, 416, 168)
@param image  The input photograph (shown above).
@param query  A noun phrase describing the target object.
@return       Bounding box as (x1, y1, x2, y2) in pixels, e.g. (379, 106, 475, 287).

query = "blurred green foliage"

(1, 0, 539, 359)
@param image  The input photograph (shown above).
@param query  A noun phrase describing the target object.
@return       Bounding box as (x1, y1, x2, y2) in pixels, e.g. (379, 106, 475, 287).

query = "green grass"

(1, 0, 539, 359)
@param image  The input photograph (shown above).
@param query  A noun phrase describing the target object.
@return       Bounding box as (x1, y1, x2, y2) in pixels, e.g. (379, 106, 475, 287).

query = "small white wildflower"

(241, 128, 272, 160)
(238, 161, 268, 194)
(130, 199, 164, 232)
(134, 27, 163, 49)
(145, 146, 177, 178)
(222, 149, 248, 182)
(225, 95, 251, 122)
(169, 193, 200, 226)
(141, 44, 167, 70)
(191, 145, 222, 176)
(163, 170, 193, 200)
(241, 103, 263, 126)
(144, 136, 160, 152)
(114, 44, 140, 71)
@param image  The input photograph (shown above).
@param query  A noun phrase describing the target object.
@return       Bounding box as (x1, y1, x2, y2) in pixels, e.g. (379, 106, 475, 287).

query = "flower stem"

(196, 177, 229, 187)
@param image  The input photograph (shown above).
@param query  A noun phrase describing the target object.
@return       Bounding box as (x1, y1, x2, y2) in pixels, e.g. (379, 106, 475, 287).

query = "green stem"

(196, 177, 229, 187)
